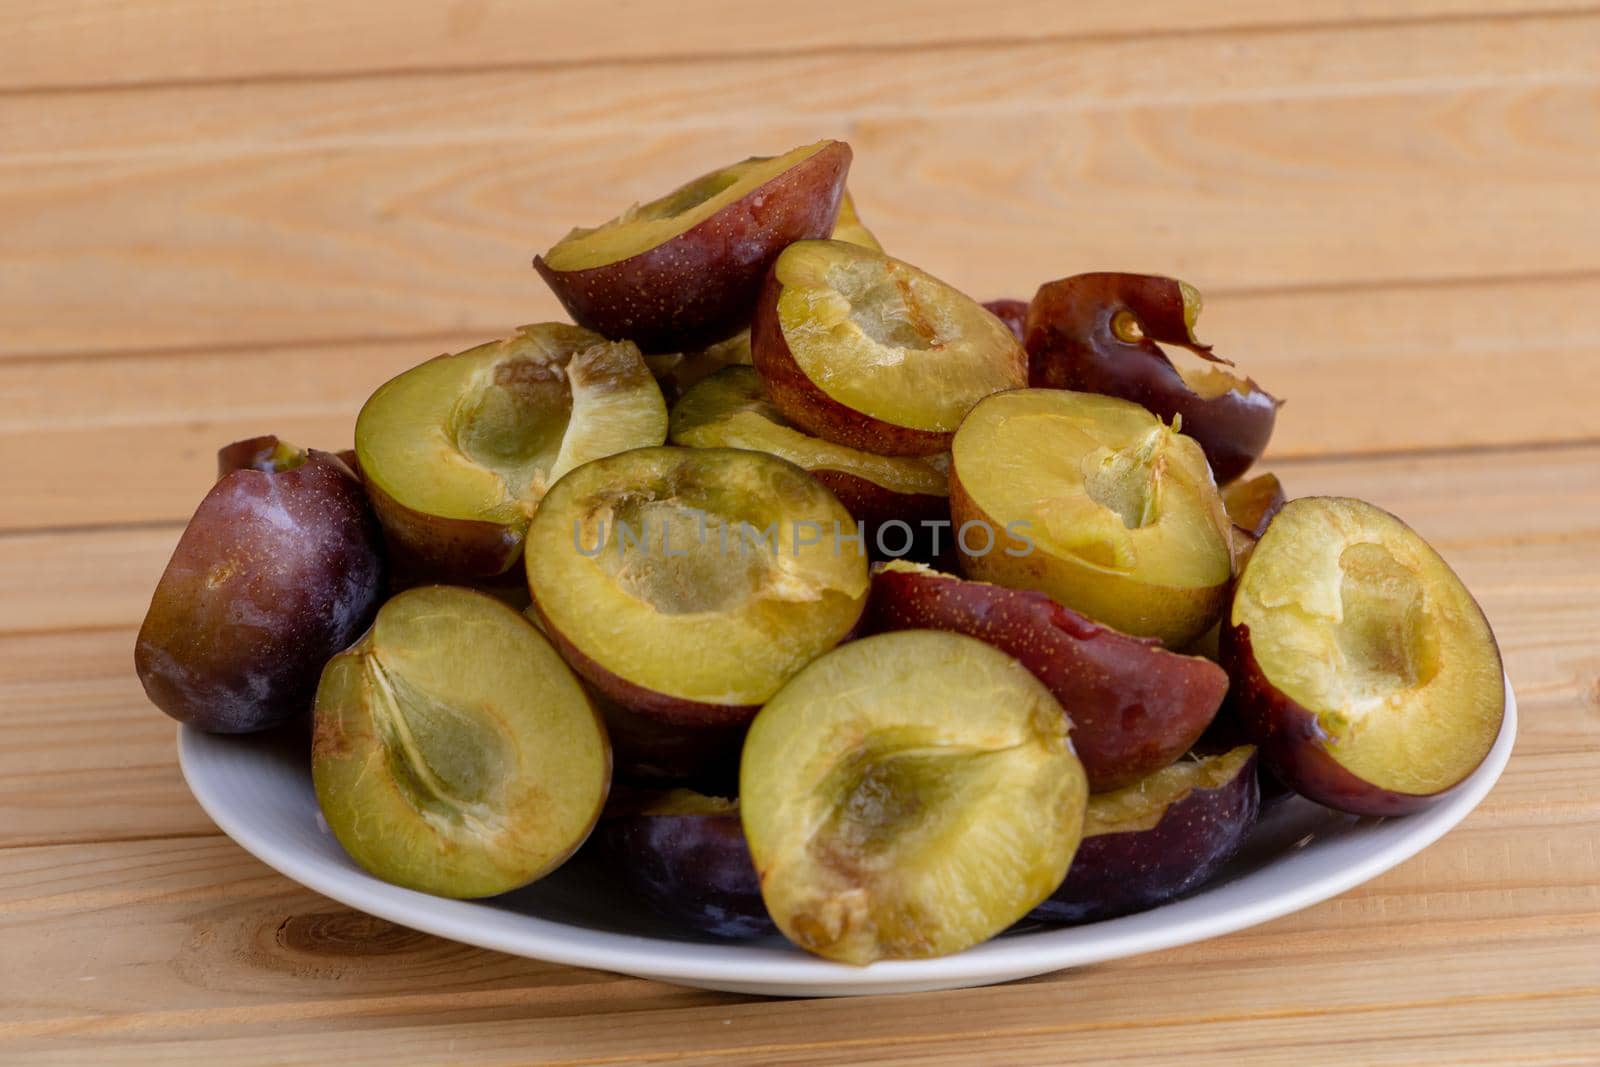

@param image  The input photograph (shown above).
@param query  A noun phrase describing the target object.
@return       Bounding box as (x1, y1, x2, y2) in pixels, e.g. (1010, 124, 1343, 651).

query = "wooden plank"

(6, 273, 1598, 531)
(3, 16, 1599, 357)
(0, 802, 1595, 1059)
(2, 1, 1590, 92)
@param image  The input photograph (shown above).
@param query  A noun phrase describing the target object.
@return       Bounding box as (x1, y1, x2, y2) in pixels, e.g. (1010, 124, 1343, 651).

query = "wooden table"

(4, 3, 1599, 1063)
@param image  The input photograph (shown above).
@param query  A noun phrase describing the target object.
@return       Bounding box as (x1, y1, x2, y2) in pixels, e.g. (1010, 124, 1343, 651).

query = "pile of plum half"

(137, 140, 1507, 965)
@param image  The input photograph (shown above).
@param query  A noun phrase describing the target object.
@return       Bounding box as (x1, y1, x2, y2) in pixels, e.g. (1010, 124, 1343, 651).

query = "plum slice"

(950, 388, 1235, 646)
(752, 239, 1027, 456)
(525, 446, 868, 740)
(136, 440, 385, 733)
(1222, 497, 1504, 815)
(535, 141, 851, 353)
(356, 323, 666, 581)
(670, 366, 950, 543)
(596, 789, 775, 939)
(863, 560, 1227, 791)
(741, 631, 1089, 964)
(1029, 745, 1259, 923)
(1026, 273, 1279, 483)
(313, 586, 610, 898)
(1223, 471, 1286, 540)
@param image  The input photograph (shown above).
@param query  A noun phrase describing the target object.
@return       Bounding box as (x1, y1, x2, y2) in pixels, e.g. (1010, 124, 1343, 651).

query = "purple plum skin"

(598, 811, 775, 939)
(1029, 750, 1260, 924)
(135, 450, 386, 733)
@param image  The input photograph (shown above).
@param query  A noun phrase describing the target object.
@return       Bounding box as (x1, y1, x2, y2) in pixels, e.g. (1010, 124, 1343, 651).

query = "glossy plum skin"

(983, 298, 1029, 342)
(1026, 273, 1279, 483)
(585, 685, 746, 789)
(1220, 622, 1462, 817)
(863, 565, 1228, 791)
(1028, 749, 1260, 924)
(597, 806, 776, 939)
(135, 449, 386, 733)
(534, 142, 851, 354)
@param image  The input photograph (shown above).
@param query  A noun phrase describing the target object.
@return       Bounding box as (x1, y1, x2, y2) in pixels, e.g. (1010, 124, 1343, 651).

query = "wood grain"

(3, 16, 1598, 357)
(4, 1, 1593, 91)
(6, 273, 1598, 532)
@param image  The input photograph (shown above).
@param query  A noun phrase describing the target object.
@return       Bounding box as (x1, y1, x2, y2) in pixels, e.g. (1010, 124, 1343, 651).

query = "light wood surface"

(3, 3, 1597, 1063)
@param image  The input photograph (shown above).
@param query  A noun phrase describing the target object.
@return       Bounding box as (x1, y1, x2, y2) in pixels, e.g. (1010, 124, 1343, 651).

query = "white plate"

(178, 676, 1516, 997)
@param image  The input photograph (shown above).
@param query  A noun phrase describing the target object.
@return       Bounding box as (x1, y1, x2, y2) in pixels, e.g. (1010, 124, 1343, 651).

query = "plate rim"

(177, 674, 1517, 992)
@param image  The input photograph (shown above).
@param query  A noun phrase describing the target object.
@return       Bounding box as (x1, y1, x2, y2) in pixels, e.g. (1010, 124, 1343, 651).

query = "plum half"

(949, 388, 1235, 646)
(741, 630, 1089, 964)
(596, 789, 775, 939)
(136, 441, 385, 733)
(1029, 745, 1259, 924)
(1222, 497, 1504, 816)
(313, 586, 610, 898)
(863, 561, 1227, 791)
(983, 298, 1029, 343)
(356, 323, 666, 581)
(670, 366, 950, 546)
(535, 141, 851, 353)
(1026, 273, 1279, 483)
(751, 239, 1027, 456)
(525, 446, 868, 754)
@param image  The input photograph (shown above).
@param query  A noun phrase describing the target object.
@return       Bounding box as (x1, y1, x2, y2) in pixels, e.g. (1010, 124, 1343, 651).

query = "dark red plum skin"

(1220, 622, 1474, 816)
(863, 566, 1228, 791)
(1029, 749, 1260, 924)
(535, 142, 851, 354)
(983, 298, 1029, 343)
(1025, 272, 1279, 483)
(135, 450, 386, 734)
(597, 810, 776, 939)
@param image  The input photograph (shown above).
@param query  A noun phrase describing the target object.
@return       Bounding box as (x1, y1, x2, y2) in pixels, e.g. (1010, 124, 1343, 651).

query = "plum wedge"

(950, 389, 1235, 646)
(1030, 745, 1259, 923)
(741, 630, 1088, 964)
(1222, 497, 1504, 815)
(356, 323, 666, 580)
(752, 239, 1026, 456)
(670, 366, 950, 543)
(313, 586, 611, 898)
(596, 789, 775, 939)
(863, 561, 1227, 791)
(536, 141, 851, 353)
(136, 440, 384, 733)
(1026, 273, 1279, 483)
(525, 446, 868, 760)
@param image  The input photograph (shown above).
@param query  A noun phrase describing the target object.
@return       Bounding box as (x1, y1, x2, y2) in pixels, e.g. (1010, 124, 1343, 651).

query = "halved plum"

(751, 239, 1027, 456)
(983, 298, 1029, 343)
(1026, 273, 1279, 483)
(863, 561, 1227, 791)
(596, 789, 775, 939)
(136, 442, 385, 733)
(525, 446, 868, 744)
(356, 323, 667, 580)
(830, 189, 883, 252)
(949, 389, 1235, 646)
(535, 141, 851, 353)
(1222, 497, 1505, 816)
(1223, 471, 1287, 540)
(741, 630, 1088, 964)
(1029, 745, 1259, 923)
(670, 366, 950, 545)
(312, 586, 610, 898)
